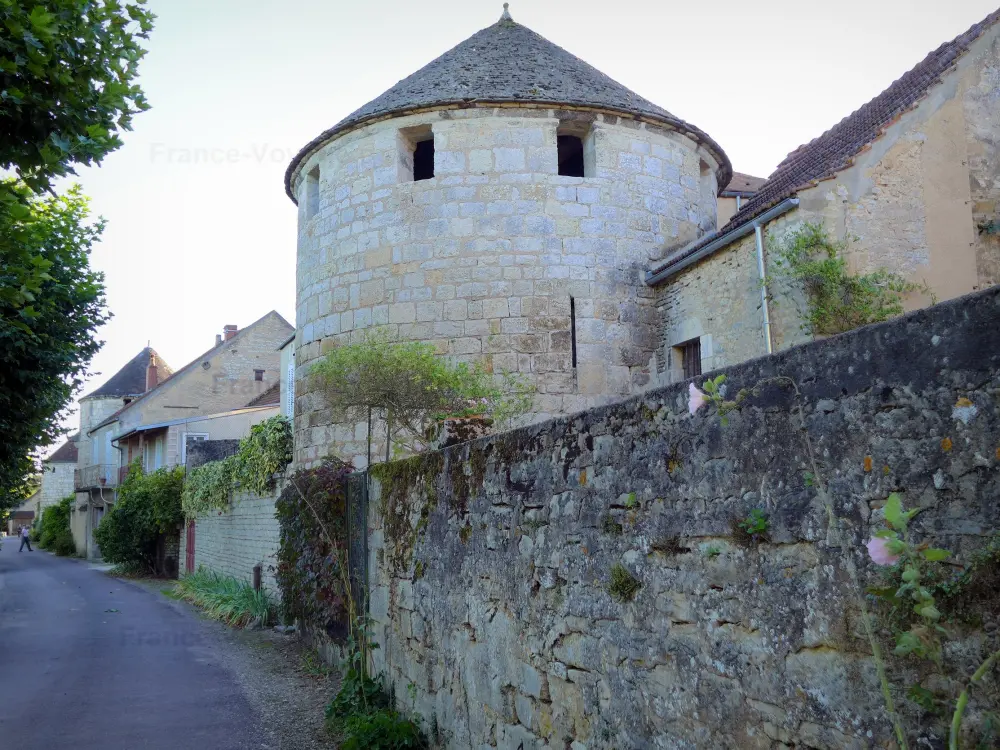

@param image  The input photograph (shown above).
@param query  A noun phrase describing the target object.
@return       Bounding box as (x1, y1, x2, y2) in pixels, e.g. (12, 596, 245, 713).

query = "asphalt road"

(0, 538, 263, 749)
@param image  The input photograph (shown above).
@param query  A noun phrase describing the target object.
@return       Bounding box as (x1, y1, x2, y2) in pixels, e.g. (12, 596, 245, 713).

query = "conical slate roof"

(82, 347, 173, 400)
(286, 9, 729, 199)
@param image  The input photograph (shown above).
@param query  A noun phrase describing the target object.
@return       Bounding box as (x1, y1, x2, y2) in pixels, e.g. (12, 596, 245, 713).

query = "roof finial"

(500, 3, 512, 21)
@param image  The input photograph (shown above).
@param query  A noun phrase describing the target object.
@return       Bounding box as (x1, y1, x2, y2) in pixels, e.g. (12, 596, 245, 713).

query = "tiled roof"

(286, 11, 730, 200)
(245, 383, 280, 408)
(83, 347, 173, 400)
(88, 311, 293, 435)
(721, 172, 765, 195)
(46, 437, 79, 464)
(650, 7, 1000, 280)
(721, 8, 1000, 234)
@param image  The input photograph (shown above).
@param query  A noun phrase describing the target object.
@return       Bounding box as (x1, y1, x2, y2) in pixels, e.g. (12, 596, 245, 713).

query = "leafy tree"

(312, 330, 532, 462)
(37, 495, 75, 555)
(0, 0, 155, 507)
(94, 460, 183, 573)
(0, 182, 109, 509)
(0, 0, 154, 194)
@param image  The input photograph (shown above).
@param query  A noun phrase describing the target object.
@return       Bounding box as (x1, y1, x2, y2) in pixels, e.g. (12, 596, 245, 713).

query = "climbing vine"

(274, 460, 353, 630)
(770, 223, 927, 336)
(181, 415, 292, 517)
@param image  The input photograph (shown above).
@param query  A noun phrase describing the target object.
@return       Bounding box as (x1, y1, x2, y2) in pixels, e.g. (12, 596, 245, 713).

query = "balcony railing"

(74, 464, 119, 491)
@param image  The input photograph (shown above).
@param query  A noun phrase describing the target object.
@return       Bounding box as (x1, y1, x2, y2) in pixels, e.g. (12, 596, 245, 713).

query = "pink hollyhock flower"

(688, 383, 708, 415)
(866, 537, 900, 566)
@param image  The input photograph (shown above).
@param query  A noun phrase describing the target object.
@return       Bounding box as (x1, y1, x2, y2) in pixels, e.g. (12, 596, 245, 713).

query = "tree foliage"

(94, 460, 183, 573)
(770, 223, 926, 336)
(0, 0, 155, 507)
(0, 182, 109, 508)
(312, 331, 533, 457)
(37, 495, 75, 555)
(0, 0, 154, 193)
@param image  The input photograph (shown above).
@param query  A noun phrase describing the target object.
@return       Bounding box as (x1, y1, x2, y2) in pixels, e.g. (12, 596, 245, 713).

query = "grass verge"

(172, 568, 275, 628)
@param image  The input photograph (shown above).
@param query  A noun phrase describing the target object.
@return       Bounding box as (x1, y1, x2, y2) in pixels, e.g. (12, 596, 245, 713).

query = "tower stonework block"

(285, 12, 730, 466)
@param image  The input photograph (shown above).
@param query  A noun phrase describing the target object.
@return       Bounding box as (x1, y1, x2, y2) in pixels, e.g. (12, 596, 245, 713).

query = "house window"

(304, 166, 320, 219)
(400, 125, 434, 182)
(676, 338, 702, 379)
(181, 433, 209, 465)
(254, 369, 264, 382)
(153, 436, 163, 470)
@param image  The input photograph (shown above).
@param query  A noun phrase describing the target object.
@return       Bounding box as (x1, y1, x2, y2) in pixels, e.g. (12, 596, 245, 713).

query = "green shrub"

(325, 669, 424, 750)
(181, 416, 292, 518)
(38, 496, 75, 555)
(94, 461, 183, 573)
(173, 568, 275, 627)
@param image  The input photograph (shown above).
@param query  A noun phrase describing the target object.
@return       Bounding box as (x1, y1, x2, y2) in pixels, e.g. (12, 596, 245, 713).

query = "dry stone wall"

(292, 106, 721, 467)
(365, 287, 1000, 749)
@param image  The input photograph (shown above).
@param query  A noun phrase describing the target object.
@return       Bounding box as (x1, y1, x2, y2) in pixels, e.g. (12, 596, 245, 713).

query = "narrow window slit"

(570, 296, 578, 368)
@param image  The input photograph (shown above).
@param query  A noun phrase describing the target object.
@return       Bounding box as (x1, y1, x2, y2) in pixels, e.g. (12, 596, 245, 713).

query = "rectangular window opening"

(570, 296, 578, 368)
(254, 369, 264, 382)
(305, 166, 320, 219)
(558, 135, 585, 177)
(675, 338, 702, 379)
(413, 139, 435, 181)
(400, 125, 435, 182)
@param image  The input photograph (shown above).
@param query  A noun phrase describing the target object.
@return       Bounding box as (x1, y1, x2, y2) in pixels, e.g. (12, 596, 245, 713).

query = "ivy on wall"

(274, 460, 353, 632)
(770, 223, 928, 336)
(181, 415, 293, 517)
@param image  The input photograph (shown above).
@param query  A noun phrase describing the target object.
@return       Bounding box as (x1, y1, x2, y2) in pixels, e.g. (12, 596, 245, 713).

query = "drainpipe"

(754, 223, 773, 355)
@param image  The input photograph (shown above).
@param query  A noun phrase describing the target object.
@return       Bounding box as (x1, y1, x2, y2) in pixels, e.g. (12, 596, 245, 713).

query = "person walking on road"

(19, 525, 32, 552)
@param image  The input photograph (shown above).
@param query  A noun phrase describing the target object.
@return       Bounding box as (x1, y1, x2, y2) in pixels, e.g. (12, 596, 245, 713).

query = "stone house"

(286, 7, 732, 466)
(648, 8, 1000, 379)
(73, 312, 292, 560)
(12, 437, 80, 538)
(717, 172, 764, 229)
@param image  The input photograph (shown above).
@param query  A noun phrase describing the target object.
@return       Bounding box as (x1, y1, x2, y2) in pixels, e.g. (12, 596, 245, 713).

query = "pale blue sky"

(55, 0, 998, 443)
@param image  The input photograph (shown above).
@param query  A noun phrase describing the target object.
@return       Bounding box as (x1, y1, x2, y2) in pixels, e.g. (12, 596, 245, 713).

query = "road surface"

(0, 539, 264, 749)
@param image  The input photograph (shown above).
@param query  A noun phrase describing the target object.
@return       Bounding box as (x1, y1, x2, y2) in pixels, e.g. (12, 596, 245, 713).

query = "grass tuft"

(172, 568, 275, 628)
(607, 563, 641, 602)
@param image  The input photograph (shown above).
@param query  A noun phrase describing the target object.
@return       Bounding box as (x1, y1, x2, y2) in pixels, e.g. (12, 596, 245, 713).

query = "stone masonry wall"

(292, 106, 721, 467)
(364, 287, 1000, 749)
(180, 488, 281, 594)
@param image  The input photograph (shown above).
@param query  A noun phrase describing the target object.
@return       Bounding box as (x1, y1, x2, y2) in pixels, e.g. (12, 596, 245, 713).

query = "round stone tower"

(286, 7, 731, 466)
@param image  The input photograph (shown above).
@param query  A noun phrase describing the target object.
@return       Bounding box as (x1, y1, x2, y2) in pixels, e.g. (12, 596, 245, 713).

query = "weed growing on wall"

(769, 223, 927, 336)
(690, 374, 1000, 748)
(607, 563, 641, 602)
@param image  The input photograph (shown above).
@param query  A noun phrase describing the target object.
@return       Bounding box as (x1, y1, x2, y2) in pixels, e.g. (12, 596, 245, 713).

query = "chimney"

(215, 334, 223, 347)
(146, 354, 159, 392)
(223, 324, 238, 341)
